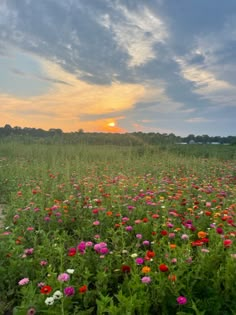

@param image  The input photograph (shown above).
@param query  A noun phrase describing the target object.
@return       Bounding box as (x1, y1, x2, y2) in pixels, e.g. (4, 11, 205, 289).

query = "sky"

(0, 0, 236, 136)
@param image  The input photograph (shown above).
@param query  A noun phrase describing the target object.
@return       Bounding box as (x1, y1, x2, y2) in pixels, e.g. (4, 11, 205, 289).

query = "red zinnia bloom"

(224, 239, 233, 247)
(79, 285, 87, 294)
(40, 285, 52, 294)
(161, 230, 168, 236)
(191, 239, 203, 246)
(146, 250, 155, 259)
(68, 247, 77, 256)
(159, 264, 169, 272)
(121, 265, 131, 273)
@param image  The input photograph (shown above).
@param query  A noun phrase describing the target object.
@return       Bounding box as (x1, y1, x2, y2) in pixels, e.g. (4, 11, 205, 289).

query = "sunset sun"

(108, 122, 116, 127)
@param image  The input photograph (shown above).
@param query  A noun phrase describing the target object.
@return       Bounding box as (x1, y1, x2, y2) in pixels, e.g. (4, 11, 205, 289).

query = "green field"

(0, 142, 236, 314)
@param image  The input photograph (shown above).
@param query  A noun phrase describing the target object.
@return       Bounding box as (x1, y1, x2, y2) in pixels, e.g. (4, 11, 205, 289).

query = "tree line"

(0, 124, 235, 145)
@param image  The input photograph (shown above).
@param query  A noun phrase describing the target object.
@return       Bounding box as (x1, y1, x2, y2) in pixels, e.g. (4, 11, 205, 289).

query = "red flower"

(146, 250, 155, 259)
(121, 265, 131, 273)
(79, 285, 87, 294)
(201, 238, 209, 244)
(224, 239, 232, 247)
(191, 240, 203, 246)
(40, 285, 52, 294)
(159, 264, 169, 272)
(68, 247, 77, 256)
(161, 230, 168, 236)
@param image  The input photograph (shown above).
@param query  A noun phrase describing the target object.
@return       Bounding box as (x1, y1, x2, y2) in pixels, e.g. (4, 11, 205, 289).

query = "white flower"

(45, 297, 54, 305)
(130, 253, 138, 258)
(53, 290, 63, 300)
(66, 269, 75, 274)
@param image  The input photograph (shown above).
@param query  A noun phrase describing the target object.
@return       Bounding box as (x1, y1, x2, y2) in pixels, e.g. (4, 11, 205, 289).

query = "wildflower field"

(0, 142, 236, 315)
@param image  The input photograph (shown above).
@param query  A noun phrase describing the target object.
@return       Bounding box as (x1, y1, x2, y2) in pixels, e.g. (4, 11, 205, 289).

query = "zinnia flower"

(141, 276, 151, 284)
(135, 257, 144, 265)
(53, 290, 63, 300)
(224, 239, 232, 247)
(45, 297, 54, 305)
(40, 285, 52, 294)
(57, 273, 70, 282)
(27, 307, 36, 315)
(18, 278, 29, 286)
(176, 296, 187, 305)
(121, 265, 131, 273)
(79, 285, 87, 294)
(68, 247, 76, 256)
(142, 266, 151, 273)
(159, 264, 169, 272)
(64, 286, 75, 296)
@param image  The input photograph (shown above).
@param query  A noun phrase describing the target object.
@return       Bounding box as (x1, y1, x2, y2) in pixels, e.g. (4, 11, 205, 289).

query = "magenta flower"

(64, 286, 75, 296)
(100, 247, 109, 255)
(57, 273, 70, 282)
(125, 226, 133, 231)
(18, 278, 29, 286)
(176, 296, 187, 305)
(135, 257, 144, 265)
(136, 234, 143, 239)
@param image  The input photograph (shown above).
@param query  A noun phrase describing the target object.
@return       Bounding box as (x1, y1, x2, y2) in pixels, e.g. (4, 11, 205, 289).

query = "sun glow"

(108, 122, 116, 127)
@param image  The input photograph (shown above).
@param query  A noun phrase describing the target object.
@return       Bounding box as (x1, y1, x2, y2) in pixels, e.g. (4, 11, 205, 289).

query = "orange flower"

(106, 211, 113, 216)
(142, 266, 151, 273)
(168, 274, 177, 282)
(197, 231, 207, 239)
(170, 244, 176, 249)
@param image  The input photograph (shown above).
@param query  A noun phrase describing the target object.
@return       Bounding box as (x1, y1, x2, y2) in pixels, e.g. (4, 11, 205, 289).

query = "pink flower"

(24, 248, 34, 255)
(136, 234, 143, 239)
(40, 260, 48, 266)
(57, 273, 70, 282)
(27, 227, 34, 231)
(93, 221, 100, 226)
(181, 234, 189, 240)
(141, 276, 151, 284)
(177, 296, 187, 305)
(18, 278, 29, 286)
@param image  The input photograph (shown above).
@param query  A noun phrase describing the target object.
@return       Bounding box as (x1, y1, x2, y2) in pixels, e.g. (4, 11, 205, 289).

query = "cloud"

(0, 58, 149, 131)
(98, 4, 168, 67)
(185, 117, 213, 123)
(175, 14, 236, 107)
